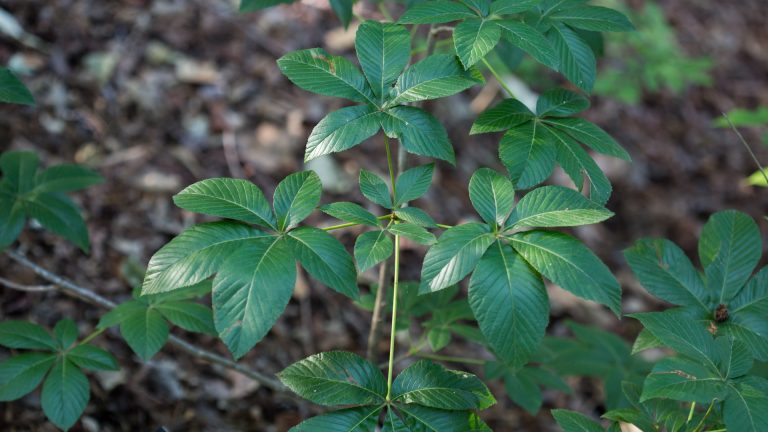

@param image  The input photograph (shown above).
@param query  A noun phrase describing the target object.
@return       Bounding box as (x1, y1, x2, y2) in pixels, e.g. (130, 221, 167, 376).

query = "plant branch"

(481, 58, 518, 99)
(0, 275, 56, 292)
(366, 261, 391, 361)
(4, 250, 287, 393)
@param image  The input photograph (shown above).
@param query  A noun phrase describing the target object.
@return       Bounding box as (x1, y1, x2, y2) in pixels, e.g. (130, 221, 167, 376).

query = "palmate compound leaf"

(41, 357, 89, 431)
(391, 360, 495, 410)
(506, 185, 613, 229)
(173, 178, 276, 229)
(469, 241, 548, 367)
(355, 21, 411, 102)
(468, 168, 515, 226)
(419, 223, 495, 293)
(278, 351, 386, 406)
(273, 170, 322, 231)
(510, 230, 621, 315)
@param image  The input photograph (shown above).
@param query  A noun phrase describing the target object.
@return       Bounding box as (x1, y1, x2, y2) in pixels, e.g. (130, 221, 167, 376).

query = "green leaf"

(454, 19, 501, 68)
(544, 117, 631, 160)
(356, 21, 410, 101)
(213, 237, 296, 358)
(392, 360, 495, 409)
(277, 48, 375, 104)
(698, 210, 762, 303)
(0, 68, 34, 105)
(290, 406, 383, 431)
(142, 221, 270, 294)
(355, 230, 394, 272)
(321, 202, 380, 227)
(0, 193, 25, 250)
(723, 378, 768, 432)
(1, 151, 39, 194)
(631, 328, 662, 355)
(624, 239, 708, 311)
(469, 242, 548, 367)
(490, 0, 540, 15)
(395, 164, 434, 206)
(468, 168, 515, 226)
(54, 319, 78, 350)
(551, 409, 604, 432)
(392, 55, 484, 104)
(34, 164, 103, 193)
(640, 356, 725, 403)
(462, 0, 491, 16)
(536, 88, 589, 117)
(154, 301, 215, 334)
(495, 20, 559, 69)
(0, 353, 55, 401)
(359, 169, 392, 209)
(0, 320, 57, 350)
(97, 300, 148, 329)
(173, 178, 276, 229)
(288, 227, 359, 299)
(420, 223, 495, 293)
(278, 351, 386, 406)
(239, 0, 293, 12)
(395, 207, 437, 228)
(41, 358, 89, 431)
(388, 223, 437, 245)
(546, 125, 612, 204)
(305, 105, 382, 162)
(550, 6, 634, 32)
(548, 22, 596, 92)
(506, 185, 613, 229)
(470, 98, 534, 135)
(510, 230, 621, 315)
(632, 311, 717, 365)
(121, 307, 170, 360)
(67, 345, 119, 371)
(398, 1, 476, 24)
(383, 106, 455, 164)
(25, 192, 91, 252)
(500, 121, 557, 188)
(329, 0, 354, 28)
(273, 171, 322, 231)
(394, 405, 490, 432)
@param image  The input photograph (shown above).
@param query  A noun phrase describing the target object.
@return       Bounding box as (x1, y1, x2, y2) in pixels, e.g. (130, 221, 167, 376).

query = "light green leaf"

(544, 117, 630, 160)
(507, 185, 613, 229)
(142, 221, 270, 294)
(550, 6, 634, 32)
(398, 1, 477, 24)
(278, 351, 386, 406)
(454, 19, 501, 68)
(288, 227, 359, 299)
(356, 21, 410, 100)
(0, 151, 39, 193)
(120, 307, 170, 360)
(388, 223, 436, 245)
(392, 360, 495, 409)
(25, 192, 90, 252)
(213, 237, 296, 358)
(469, 242, 548, 367)
(277, 48, 375, 104)
(290, 406, 383, 432)
(355, 230, 394, 272)
(551, 409, 604, 432)
(500, 121, 557, 188)
(321, 202, 380, 227)
(305, 105, 382, 162)
(510, 230, 621, 315)
(548, 22, 596, 92)
(41, 358, 89, 431)
(0, 68, 34, 105)
(34, 165, 103, 193)
(395, 207, 437, 228)
(0, 353, 55, 401)
(470, 98, 534, 135)
(535, 88, 589, 117)
(468, 168, 515, 226)
(173, 178, 276, 229)
(698, 210, 762, 303)
(420, 223, 494, 293)
(54, 319, 78, 350)
(359, 169, 392, 209)
(395, 164, 434, 206)
(67, 345, 119, 371)
(0, 320, 57, 350)
(383, 106, 455, 164)
(490, 0, 540, 15)
(392, 55, 483, 104)
(154, 301, 215, 334)
(495, 20, 559, 69)
(273, 171, 322, 231)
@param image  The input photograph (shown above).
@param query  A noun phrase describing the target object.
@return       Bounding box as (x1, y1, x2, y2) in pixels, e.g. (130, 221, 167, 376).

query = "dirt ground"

(0, 0, 767, 430)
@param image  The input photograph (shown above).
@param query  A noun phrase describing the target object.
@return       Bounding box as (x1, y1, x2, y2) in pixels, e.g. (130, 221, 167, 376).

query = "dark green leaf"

(0, 68, 34, 105)
(551, 409, 604, 432)
(0, 151, 39, 194)
(500, 121, 557, 188)
(34, 165, 103, 193)
(490, 0, 540, 15)
(548, 22, 596, 92)
(273, 171, 322, 231)
(392, 360, 495, 409)
(420, 223, 494, 293)
(54, 319, 78, 350)
(356, 21, 410, 101)
(173, 178, 276, 229)
(0, 320, 57, 350)
(394, 405, 490, 432)
(641, 356, 725, 403)
(359, 169, 392, 209)
(495, 20, 559, 69)
(535, 88, 589, 117)
(0, 193, 25, 250)
(290, 406, 383, 431)
(288, 227, 359, 299)
(723, 377, 768, 432)
(383, 106, 455, 164)
(546, 125, 612, 204)
(97, 301, 147, 329)
(398, 1, 477, 24)
(154, 301, 216, 334)
(506, 185, 612, 229)
(41, 358, 89, 431)
(468, 168, 515, 226)
(395, 207, 437, 228)
(395, 164, 434, 206)
(0, 353, 55, 401)
(544, 117, 630, 160)
(632, 311, 717, 365)
(239, 0, 293, 12)
(355, 230, 394, 272)
(454, 19, 501, 68)
(470, 98, 534, 135)
(550, 6, 634, 32)
(321, 202, 380, 227)
(392, 55, 484, 104)
(305, 105, 382, 162)
(388, 223, 437, 245)
(462, 0, 491, 16)
(121, 307, 169, 360)
(329, 0, 354, 28)
(67, 345, 119, 371)
(25, 192, 90, 252)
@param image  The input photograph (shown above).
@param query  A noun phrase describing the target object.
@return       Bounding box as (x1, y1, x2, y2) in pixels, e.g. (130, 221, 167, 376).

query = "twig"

(4, 250, 287, 393)
(222, 131, 245, 179)
(0, 276, 56, 292)
(366, 261, 391, 361)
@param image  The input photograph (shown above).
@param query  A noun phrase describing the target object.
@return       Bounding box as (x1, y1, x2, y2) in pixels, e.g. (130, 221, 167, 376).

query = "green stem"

(414, 352, 486, 365)
(687, 402, 696, 423)
(481, 58, 517, 99)
(384, 134, 398, 200)
(692, 400, 716, 432)
(78, 328, 105, 346)
(722, 113, 768, 186)
(385, 233, 401, 401)
(436, 223, 452, 230)
(323, 221, 362, 231)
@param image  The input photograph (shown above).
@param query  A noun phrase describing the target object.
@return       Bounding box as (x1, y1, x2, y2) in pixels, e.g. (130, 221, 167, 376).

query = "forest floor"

(0, 0, 767, 430)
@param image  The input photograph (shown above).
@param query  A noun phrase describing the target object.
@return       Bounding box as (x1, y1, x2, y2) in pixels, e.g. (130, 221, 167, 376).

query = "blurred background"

(0, 0, 766, 430)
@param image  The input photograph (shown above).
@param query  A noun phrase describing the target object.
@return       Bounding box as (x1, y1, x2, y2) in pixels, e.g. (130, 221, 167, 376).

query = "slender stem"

(0, 276, 56, 292)
(481, 58, 517, 99)
(692, 400, 716, 432)
(384, 134, 398, 199)
(414, 352, 486, 365)
(366, 261, 391, 361)
(378, 1, 394, 22)
(385, 234, 401, 401)
(436, 223, 452, 230)
(323, 221, 363, 231)
(687, 402, 696, 423)
(78, 328, 105, 346)
(722, 113, 768, 185)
